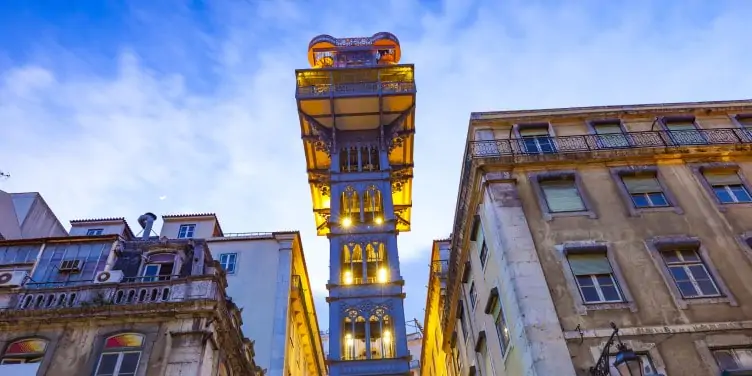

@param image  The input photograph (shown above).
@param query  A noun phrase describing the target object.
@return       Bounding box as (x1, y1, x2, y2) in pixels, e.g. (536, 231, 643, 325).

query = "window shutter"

(622, 175, 662, 193)
(541, 180, 585, 212)
(665, 121, 696, 131)
(568, 254, 612, 275)
(704, 171, 742, 186)
(594, 124, 622, 134)
(519, 127, 549, 137)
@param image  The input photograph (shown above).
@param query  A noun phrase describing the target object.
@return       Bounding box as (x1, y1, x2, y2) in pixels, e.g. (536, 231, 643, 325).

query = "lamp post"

(590, 322, 645, 376)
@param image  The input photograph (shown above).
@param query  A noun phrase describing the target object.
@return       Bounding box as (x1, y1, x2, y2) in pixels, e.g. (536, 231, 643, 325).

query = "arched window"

(363, 186, 384, 224)
(0, 338, 48, 364)
(94, 333, 144, 376)
(340, 187, 360, 226)
(341, 242, 388, 285)
(142, 253, 176, 282)
(342, 310, 367, 360)
(369, 308, 394, 359)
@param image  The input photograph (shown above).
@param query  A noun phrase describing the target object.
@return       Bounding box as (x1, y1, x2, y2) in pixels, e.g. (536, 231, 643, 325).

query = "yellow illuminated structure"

(419, 239, 454, 376)
(295, 32, 416, 376)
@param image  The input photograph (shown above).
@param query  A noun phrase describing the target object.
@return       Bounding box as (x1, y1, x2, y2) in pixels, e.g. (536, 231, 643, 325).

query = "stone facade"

(0, 236, 261, 376)
(434, 100, 752, 376)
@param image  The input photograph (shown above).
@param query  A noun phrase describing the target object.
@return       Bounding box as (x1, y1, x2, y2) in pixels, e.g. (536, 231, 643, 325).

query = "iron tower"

(295, 33, 416, 376)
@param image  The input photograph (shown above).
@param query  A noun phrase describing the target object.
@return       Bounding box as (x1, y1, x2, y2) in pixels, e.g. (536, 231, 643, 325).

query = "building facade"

(0, 213, 261, 376)
(0, 189, 66, 240)
(295, 32, 416, 376)
(431, 99, 752, 376)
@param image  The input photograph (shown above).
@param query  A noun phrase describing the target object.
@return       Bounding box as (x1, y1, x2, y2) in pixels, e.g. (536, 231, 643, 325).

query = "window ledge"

(577, 301, 637, 315)
(680, 296, 735, 308)
(716, 202, 752, 212)
(630, 206, 683, 216)
(545, 210, 597, 222)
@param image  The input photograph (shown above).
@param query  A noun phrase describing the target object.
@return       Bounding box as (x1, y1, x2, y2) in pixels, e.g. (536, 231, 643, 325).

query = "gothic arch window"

(339, 143, 380, 172)
(369, 307, 395, 359)
(341, 242, 388, 285)
(342, 309, 367, 360)
(340, 186, 360, 225)
(94, 333, 144, 376)
(1, 338, 48, 364)
(364, 186, 384, 224)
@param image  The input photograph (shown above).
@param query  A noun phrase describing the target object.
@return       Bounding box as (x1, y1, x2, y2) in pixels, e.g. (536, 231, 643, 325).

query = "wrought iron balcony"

(431, 260, 449, 279)
(296, 82, 415, 98)
(295, 65, 415, 99)
(467, 128, 752, 161)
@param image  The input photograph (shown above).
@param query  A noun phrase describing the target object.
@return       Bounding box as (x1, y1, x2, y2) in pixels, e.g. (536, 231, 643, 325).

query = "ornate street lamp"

(590, 322, 644, 376)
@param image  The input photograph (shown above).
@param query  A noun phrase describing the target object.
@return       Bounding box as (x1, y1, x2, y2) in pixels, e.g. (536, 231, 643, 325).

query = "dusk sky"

(1, 0, 751, 329)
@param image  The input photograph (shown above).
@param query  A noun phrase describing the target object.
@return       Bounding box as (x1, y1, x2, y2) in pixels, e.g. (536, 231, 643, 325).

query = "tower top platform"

(307, 32, 401, 68)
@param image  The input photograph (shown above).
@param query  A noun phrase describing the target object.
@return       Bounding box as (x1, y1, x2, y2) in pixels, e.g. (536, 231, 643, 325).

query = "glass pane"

(713, 187, 734, 203)
(522, 138, 540, 153)
(143, 265, 159, 277)
(677, 281, 698, 297)
(668, 266, 690, 282)
(688, 264, 710, 280)
(96, 353, 119, 375)
(648, 193, 668, 207)
(576, 275, 595, 286)
(661, 251, 681, 264)
(538, 137, 556, 153)
(600, 284, 621, 302)
(679, 250, 699, 262)
(118, 352, 141, 374)
(730, 185, 752, 202)
(734, 349, 752, 368)
(580, 286, 601, 303)
(697, 279, 719, 296)
(713, 350, 738, 370)
(595, 274, 615, 287)
(631, 194, 650, 208)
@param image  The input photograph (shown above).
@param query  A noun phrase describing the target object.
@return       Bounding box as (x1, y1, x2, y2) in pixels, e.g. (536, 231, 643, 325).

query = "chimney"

(137, 212, 157, 241)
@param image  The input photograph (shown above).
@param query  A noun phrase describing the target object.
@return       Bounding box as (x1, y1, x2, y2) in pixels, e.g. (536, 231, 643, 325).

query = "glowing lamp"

(341, 217, 352, 228)
(374, 216, 383, 225)
(343, 271, 353, 285)
(345, 333, 354, 346)
(322, 197, 331, 209)
(377, 268, 388, 283)
(383, 330, 392, 343)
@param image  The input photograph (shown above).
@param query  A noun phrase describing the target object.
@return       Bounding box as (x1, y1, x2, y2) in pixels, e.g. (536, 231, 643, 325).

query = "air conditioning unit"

(59, 259, 83, 273)
(94, 270, 124, 284)
(0, 271, 28, 287)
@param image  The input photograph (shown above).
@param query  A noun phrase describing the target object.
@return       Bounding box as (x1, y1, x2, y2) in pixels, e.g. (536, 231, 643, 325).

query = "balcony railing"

(468, 128, 752, 159)
(296, 82, 416, 98)
(431, 260, 449, 279)
(1, 276, 220, 314)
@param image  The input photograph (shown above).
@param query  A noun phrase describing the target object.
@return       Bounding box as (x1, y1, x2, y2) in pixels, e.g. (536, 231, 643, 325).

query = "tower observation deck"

(295, 32, 416, 376)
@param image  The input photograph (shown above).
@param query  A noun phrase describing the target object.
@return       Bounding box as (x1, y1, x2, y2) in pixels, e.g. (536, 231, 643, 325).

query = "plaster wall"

(69, 223, 126, 237)
(160, 219, 216, 239)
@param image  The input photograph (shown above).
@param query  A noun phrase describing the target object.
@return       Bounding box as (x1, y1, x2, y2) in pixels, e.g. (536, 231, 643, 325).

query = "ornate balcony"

(0, 274, 223, 321)
(295, 65, 415, 99)
(467, 128, 752, 164)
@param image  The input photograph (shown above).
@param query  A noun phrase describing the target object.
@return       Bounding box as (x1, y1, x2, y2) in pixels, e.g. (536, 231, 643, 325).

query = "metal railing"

(221, 232, 274, 238)
(297, 82, 416, 98)
(431, 260, 449, 278)
(467, 128, 752, 158)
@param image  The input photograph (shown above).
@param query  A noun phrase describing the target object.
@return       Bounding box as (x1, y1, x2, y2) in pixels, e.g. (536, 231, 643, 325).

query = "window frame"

(730, 113, 752, 142)
(177, 224, 196, 239)
(695, 334, 752, 376)
(219, 253, 238, 275)
(484, 287, 511, 358)
(529, 171, 597, 221)
(91, 332, 148, 376)
(555, 241, 636, 315)
(86, 229, 104, 236)
(658, 115, 708, 145)
(690, 163, 752, 211)
(513, 122, 558, 155)
(644, 235, 736, 309)
(586, 119, 632, 149)
(1, 337, 49, 366)
(610, 165, 683, 216)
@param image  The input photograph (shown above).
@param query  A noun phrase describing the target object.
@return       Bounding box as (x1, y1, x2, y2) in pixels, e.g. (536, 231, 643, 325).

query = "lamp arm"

(590, 323, 619, 376)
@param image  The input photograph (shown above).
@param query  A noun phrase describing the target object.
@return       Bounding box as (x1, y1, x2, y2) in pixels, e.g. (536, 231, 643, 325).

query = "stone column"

(481, 171, 576, 376)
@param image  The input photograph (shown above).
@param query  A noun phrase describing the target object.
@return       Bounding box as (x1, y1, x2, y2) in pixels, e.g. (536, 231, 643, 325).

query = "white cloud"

(0, 0, 750, 325)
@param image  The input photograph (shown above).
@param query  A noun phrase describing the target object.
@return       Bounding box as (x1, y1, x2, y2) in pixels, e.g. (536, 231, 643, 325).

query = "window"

(469, 282, 478, 309)
(219, 253, 237, 274)
(703, 171, 752, 204)
(458, 303, 469, 341)
(518, 124, 555, 154)
(591, 120, 629, 148)
(475, 332, 494, 376)
(177, 224, 195, 239)
(0, 338, 48, 364)
(95, 333, 144, 376)
(568, 254, 623, 303)
(540, 178, 586, 213)
(141, 253, 175, 282)
(608, 352, 658, 375)
(485, 287, 510, 357)
(622, 173, 669, 208)
(341, 242, 388, 285)
(87, 229, 104, 236)
(339, 144, 380, 172)
(342, 308, 394, 360)
(478, 241, 488, 269)
(660, 249, 719, 298)
(713, 348, 752, 371)
(662, 117, 706, 145)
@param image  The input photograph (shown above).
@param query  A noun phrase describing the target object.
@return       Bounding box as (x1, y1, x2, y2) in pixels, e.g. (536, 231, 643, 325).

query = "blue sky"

(1, 0, 751, 331)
